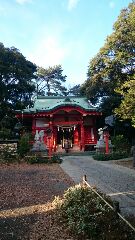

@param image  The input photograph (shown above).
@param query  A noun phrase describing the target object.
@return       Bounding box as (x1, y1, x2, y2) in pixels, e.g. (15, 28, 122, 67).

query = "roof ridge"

(37, 95, 86, 99)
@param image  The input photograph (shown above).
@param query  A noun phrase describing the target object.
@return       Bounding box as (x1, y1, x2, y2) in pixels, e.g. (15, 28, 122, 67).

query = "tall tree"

(81, 2, 135, 116)
(0, 43, 37, 122)
(68, 84, 81, 96)
(36, 65, 67, 96)
(115, 79, 135, 127)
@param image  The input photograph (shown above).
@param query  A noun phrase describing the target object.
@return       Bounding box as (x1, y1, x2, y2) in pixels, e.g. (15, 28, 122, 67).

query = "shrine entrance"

(57, 126, 74, 148)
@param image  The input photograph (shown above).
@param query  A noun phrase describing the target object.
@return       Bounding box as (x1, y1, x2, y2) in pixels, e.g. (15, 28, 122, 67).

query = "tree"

(36, 65, 67, 96)
(0, 43, 37, 123)
(68, 84, 81, 96)
(81, 2, 135, 115)
(115, 79, 135, 127)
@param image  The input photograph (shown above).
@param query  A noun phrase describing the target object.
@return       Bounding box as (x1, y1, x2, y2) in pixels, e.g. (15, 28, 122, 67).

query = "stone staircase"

(56, 144, 80, 153)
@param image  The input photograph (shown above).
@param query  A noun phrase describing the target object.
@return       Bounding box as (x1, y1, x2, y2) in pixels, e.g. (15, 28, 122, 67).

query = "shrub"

(111, 135, 131, 153)
(54, 185, 134, 240)
(25, 154, 62, 164)
(18, 133, 30, 157)
(50, 154, 62, 164)
(59, 185, 113, 239)
(0, 128, 12, 140)
(93, 151, 130, 161)
(0, 145, 19, 163)
(25, 155, 49, 164)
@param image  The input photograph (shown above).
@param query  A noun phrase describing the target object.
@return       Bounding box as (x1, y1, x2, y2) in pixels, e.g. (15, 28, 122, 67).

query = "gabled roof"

(16, 96, 100, 114)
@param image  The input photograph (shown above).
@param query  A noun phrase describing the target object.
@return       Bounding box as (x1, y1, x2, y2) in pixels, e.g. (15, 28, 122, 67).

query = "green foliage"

(93, 151, 130, 161)
(36, 65, 67, 96)
(56, 185, 110, 239)
(0, 145, 19, 163)
(111, 134, 131, 152)
(54, 185, 133, 239)
(68, 84, 81, 96)
(50, 154, 62, 164)
(0, 42, 36, 124)
(0, 115, 15, 130)
(18, 134, 30, 157)
(25, 155, 49, 164)
(81, 2, 135, 117)
(0, 128, 12, 140)
(25, 153, 62, 164)
(115, 80, 135, 127)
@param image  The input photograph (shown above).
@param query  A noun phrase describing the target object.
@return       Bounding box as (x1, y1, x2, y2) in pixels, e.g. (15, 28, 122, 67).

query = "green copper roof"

(21, 96, 99, 113)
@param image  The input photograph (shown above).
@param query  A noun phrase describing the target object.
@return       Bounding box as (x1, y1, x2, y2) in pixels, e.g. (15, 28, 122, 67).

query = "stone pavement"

(61, 156, 135, 216)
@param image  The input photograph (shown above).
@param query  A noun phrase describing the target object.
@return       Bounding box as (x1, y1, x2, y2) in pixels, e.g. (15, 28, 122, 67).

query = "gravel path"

(61, 156, 135, 216)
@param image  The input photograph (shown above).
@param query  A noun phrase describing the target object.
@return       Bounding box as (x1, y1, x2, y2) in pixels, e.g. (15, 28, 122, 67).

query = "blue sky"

(0, 0, 132, 87)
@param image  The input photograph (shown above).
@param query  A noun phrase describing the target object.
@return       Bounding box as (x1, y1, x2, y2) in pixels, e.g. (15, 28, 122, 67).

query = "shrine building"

(16, 96, 102, 152)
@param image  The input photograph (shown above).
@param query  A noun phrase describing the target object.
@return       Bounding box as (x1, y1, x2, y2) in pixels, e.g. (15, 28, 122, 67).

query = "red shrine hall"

(16, 96, 102, 152)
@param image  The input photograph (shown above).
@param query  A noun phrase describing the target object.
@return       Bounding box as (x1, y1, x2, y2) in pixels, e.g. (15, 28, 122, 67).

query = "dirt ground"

(112, 158, 134, 169)
(0, 163, 75, 240)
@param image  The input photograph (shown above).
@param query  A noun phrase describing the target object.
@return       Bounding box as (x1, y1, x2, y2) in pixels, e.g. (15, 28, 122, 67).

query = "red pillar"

(32, 117, 36, 135)
(48, 115, 53, 158)
(74, 128, 79, 144)
(80, 122, 84, 151)
(48, 137, 51, 160)
(53, 127, 57, 152)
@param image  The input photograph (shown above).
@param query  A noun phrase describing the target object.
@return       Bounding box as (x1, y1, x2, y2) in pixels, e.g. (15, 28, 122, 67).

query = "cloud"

(16, 0, 32, 5)
(109, 1, 115, 9)
(25, 22, 86, 85)
(26, 30, 85, 84)
(27, 33, 87, 85)
(67, 0, 79, 11)
(28, 35, 69, 68)
(0, 6, 6, 16)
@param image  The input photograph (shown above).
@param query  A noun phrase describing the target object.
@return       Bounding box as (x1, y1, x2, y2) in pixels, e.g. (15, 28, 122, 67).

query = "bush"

(111, 135, 131, 153)
(54, 185, 134, 240)
(18, 134, 30, 157)
(58, 185, 113, 239)
(0, 145, 19, 163)
(50, 154, 62, 164)
(0, 128, 12, 140)
(93, 151, 130, 161)
(25, 155, 49, 164)
(25, 154, 62, 164)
